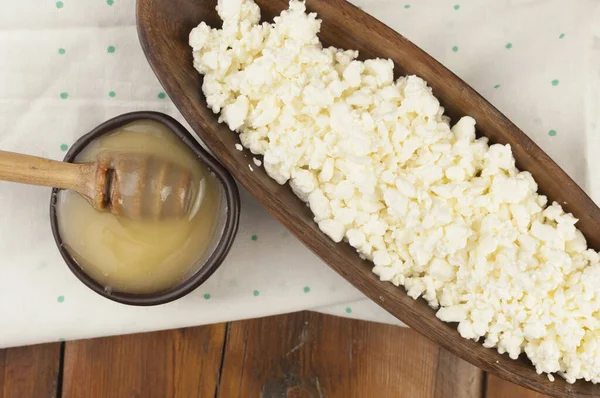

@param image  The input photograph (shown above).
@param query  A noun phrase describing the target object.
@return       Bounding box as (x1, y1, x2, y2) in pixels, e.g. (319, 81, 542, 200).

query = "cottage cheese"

(190, 0, 600, 383)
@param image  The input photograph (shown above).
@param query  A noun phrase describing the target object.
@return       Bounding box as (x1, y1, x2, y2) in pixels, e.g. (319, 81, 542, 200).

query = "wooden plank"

(0, 349, 4, 398)
(0, 343, 61, 398)
(62, 324, 226, 398)
(486, 374, 551, 398)
(218, 311, 484, 397)
(435, 348, 485, 398)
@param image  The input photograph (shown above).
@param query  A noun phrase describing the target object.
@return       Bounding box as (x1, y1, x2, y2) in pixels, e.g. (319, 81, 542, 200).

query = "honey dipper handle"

(0, 150, 96, 198)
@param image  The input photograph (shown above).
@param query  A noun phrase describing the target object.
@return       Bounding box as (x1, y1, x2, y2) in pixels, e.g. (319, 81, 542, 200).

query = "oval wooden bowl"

(137, 0, 600, 395)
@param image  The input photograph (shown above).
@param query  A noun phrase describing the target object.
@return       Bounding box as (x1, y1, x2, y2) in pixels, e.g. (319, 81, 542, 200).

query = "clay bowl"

(137, 0, 600, 395)
(50, 111, 240, 306)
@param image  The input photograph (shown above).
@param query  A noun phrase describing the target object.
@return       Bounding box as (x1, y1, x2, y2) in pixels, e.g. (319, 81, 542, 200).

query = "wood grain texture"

(218, 311, 483, 397)
(487, 374, 551, 398)
(435, 348, 484, 398)
(62, 325, 226, 398)
(0, 150, 95, 196)
(136, 0, 600, 395)
(0, 343, 61, 398)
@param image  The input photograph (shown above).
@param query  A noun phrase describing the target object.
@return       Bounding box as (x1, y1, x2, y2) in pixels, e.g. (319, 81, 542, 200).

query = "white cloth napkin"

(0, 0, 597, 348)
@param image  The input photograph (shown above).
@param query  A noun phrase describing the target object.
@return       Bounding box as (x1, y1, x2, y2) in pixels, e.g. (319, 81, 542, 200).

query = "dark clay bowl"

(49, 111, 240, 306)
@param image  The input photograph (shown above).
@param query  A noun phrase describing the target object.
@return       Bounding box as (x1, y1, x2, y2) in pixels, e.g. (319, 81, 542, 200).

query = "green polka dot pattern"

(12, 0, 588, 343)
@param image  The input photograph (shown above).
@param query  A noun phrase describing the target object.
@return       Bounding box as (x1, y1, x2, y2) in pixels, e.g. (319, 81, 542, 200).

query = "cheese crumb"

(190, 0, 600, 383)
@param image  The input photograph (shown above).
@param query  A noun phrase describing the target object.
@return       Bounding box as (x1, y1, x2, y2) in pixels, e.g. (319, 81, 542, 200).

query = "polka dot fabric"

(0, 0, 597, 347)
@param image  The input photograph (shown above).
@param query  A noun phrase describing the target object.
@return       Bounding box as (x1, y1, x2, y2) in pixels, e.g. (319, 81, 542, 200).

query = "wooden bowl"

(136, 0, 600, 395)
(50, 111, 241, 306)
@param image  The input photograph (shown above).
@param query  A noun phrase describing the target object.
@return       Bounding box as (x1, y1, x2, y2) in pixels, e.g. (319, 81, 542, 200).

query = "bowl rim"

(49, 111, 240, 306)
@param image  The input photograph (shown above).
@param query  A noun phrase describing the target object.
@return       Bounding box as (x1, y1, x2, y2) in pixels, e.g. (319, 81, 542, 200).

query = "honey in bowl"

(56, 120, 225, 294)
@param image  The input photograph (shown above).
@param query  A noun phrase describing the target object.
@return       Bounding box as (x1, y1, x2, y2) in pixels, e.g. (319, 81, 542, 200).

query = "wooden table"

(0, 312, 547, 397)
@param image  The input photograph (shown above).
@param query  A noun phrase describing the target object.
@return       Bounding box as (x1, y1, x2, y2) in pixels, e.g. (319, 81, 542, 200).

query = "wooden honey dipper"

(0, 150, 194, 220)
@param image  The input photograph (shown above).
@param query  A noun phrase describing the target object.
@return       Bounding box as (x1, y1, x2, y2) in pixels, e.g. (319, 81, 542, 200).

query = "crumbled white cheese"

(235, 143, 243, 151)
(190, 0, 600, 383)
(253, 157, 262, 167)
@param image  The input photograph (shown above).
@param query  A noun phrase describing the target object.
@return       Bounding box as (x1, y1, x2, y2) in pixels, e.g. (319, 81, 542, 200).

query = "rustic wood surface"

(0, 343, 61, 398)
(136, 0, 600, 395)
(62, 325, 226, 398)
(0, 312, 552, 398)
(487, 375, 551, 398)
(218, 312, 484, 398)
